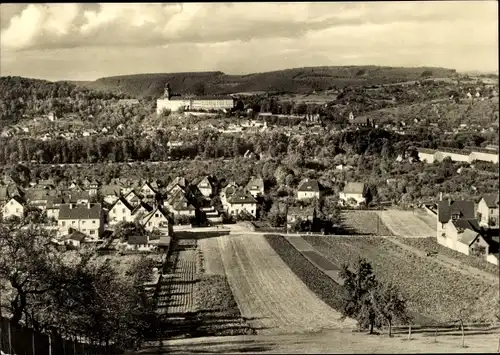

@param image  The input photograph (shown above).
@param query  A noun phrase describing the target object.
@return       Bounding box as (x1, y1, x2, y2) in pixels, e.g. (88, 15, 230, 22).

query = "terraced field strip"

(166, 246, 199, 316)
(284, 235, 344, 285)
(198, 237, 225, 275)
(378, 210, 435, 237)
(218, 233, 352, 335)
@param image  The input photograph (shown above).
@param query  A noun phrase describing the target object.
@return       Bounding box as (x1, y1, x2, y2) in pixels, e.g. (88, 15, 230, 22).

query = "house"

(339, 182, 366, 206)
(132, 201, 154, 220)
(87, 180, 100, 196)
(139, 181, 157, 199)
(287, 206, 316, 229)
(36, 179, 56, 190)
(64, 231, 87, 248)
(296, 179, 321, 200)
(100, 184, 122, 204)
(108, 197, 135, 225)
(477, 193, 499, 229)
(2, 196, 25, 219)
(226, 189, 258, 219)
(58, 203, 104, 239)
(124, 190, 142, 207)
(193, 176, 214, 198)
(167, 177, 188, 192)
(142, 206, 172, 235)
(24, 189, 58, 210)
(167, 193, 196, 216)
(220, 182, 239, 208)
(437, 199, 477, 250)
(246, 176, 265, 198)
(126, 235, 156, 252)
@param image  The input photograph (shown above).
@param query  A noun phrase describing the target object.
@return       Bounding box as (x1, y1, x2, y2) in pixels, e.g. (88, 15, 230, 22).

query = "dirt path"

(378, 210, 436, 237)
(218, 233, 354, 335)
(387, 237, 498, 284)
(139, 328, 500, 354)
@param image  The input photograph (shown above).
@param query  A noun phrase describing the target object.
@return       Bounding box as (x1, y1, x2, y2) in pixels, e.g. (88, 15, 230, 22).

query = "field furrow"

(219, 233, 352, 335)
(166, 247, 198, 315)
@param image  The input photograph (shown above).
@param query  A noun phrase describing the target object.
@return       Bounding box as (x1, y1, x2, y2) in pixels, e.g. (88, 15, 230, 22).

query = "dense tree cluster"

(0, 76, 132, 123)
(0, 224, 156, 350)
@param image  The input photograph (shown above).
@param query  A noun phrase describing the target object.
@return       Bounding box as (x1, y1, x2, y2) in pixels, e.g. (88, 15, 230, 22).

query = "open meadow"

(378, 210, 436, 237)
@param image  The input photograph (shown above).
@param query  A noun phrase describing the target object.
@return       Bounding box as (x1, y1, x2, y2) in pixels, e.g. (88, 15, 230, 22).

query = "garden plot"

(165, 247, 198, 315)
(378, 210, 436, 237)
(218, 233, 353, 335)
(195, 236, 254, 336)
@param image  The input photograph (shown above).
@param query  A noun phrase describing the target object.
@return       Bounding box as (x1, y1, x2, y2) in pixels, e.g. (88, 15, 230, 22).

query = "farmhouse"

(156, 83, 235, 114)
(2, 196, 25, 219)
(246, 176, 265, 198)
(476, 193, 499, 229)
(296, 179, 321, 200)
(58, 203, 104, 239)
(339, 182, 366, 207)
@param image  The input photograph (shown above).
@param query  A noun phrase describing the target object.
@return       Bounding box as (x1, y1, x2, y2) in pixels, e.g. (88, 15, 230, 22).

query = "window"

(441, 223, 446, 228)
(92, 220, 96, 224)
(148, 222, 152, 226)
(122, 208, 125, 213)
(89, 230, 95, 235)
(15, 208, 19, 213)
(155, 213, 159, 218)
(10, 201, 13, 205)
(123, 216, 126, 221)
(62, 221, 66, 227)
(82, 220, 86, 225)
(72, 221, 76, 225)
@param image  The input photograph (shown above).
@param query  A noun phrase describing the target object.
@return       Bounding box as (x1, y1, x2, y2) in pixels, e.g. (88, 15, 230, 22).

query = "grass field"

(301, 235, 498, 324)
(340, 211, 394, 235)
(378, 210, 436, 236)
(139, 329, 500, 354)
(218, 233, 353, 334)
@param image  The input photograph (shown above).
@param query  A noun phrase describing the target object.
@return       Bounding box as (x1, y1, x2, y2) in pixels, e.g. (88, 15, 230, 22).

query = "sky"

(0, 2, 498, 81)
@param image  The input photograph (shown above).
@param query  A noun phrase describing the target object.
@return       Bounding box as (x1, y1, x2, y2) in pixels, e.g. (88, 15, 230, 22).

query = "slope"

(82, 66, 458, 98)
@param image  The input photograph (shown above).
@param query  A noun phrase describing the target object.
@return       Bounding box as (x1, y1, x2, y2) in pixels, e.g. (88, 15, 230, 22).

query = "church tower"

(164, 82, 171, 100)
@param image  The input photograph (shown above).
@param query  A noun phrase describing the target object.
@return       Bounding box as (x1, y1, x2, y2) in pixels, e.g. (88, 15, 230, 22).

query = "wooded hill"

(81, 66, 458, 98)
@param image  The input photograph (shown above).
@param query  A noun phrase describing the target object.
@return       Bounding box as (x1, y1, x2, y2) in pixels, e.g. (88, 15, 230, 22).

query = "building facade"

(156, 83, 235, 114)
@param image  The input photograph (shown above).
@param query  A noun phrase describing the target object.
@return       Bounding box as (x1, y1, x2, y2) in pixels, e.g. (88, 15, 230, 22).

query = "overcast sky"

(0, 2, 498, 81)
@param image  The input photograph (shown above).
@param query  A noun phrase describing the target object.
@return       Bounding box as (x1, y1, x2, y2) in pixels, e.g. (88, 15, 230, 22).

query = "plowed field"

(218, 233, 354, 335)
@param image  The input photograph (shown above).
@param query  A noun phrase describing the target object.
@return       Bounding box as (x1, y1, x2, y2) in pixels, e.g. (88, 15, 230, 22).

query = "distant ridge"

(76, 66, 458, 98)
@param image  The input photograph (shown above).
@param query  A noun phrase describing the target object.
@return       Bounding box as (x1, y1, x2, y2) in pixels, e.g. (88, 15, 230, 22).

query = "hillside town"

(1, 2, 499, 355)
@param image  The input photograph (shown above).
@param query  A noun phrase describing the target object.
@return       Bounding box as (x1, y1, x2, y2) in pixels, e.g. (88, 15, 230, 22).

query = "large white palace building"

(156, 83, 235, 114)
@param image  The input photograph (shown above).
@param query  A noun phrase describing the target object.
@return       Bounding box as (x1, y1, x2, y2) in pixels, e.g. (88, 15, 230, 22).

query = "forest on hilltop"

(0, 76, 130, 123)
(82, 66, 458, 98)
